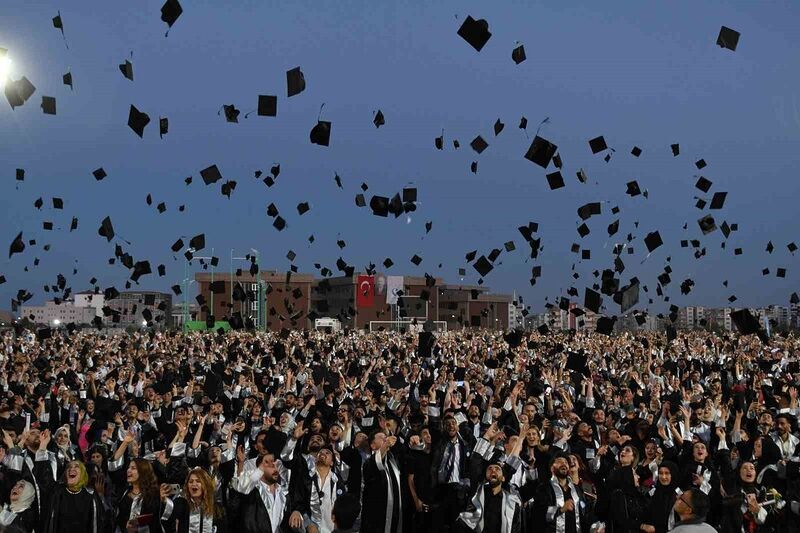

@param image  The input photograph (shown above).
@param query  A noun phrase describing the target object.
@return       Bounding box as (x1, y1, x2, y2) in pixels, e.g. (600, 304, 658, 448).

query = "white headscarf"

(10, 480, 36, 512)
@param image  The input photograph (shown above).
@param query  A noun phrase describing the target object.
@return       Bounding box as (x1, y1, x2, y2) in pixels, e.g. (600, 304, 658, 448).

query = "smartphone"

(168, 484, 181, 497)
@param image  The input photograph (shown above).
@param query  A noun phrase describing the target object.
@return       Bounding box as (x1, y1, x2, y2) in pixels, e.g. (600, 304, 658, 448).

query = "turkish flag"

(356, 275, 375, 308)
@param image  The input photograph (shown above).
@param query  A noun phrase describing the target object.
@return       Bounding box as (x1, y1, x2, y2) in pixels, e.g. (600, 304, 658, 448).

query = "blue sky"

(2, 0, 799, 314)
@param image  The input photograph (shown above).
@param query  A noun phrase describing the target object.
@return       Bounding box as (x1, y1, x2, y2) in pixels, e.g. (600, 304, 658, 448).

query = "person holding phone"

(161, 467, 228, 533)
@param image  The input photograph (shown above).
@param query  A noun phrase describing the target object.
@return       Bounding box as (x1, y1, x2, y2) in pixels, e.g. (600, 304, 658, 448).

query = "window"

(251, 301, 258, 311)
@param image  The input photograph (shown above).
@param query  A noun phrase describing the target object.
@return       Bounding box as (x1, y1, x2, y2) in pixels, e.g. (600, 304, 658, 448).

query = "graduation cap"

(189, 233, 205, 251)
(41, 96, 56, 115)
(695, 177, 712, 193)
(4, 76, 36, 109)
(626, 181, 642, 197)
(160, 0, 183, 32)
(256, 94, 277, 117)
(619, 280, 640, 313)
(200, 165, 222, 185)
(373, 110, 385, 128)
(411, 254, 422, 266)
(584, 287, 602, 313)
(98, 216, 115, 242)
(566, 352, 589, 375)
(470, 135, 489, 154)
(512, 44, 526, 64)
(577, 202, 601, 220)
(595, 316, 615, 335)
(8, 232, 25, 258)
(159, 117, 168, 138)
(370, 195, 389, 217)
(709, 192, 727, 209)
(546, 171, 565, 190)
(644, 231, 663, 253)
(730, 309, 764, 339)
(119, 59, 134, 81)
(383, 258, 393, 268)
(671, 143, 679, 156)
(472, 255, 493, 277)
(52, 197, 64, 210)
(588, 136, 608, 154)
(70, 217, 78, 231)
(631, 146, 642, 157)
(457, 15, 492, 51)
(127, 105, 150, 137)
(297, 202, 310, 215)
(525, 136, 557, 168)
(698, 215, 717, 235)
(286, 67, 306, 97)
(576, 168, 588, 184)
(310, 121, 331, 146)
(717, 26, 740, 51)
(209, 281, 225, 294)
(273, 216, 286, 231)
(577, 223, 590, 238)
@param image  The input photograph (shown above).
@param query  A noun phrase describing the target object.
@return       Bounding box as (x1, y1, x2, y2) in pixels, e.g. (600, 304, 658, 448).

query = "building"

(436, 284, 511, 330)
(704, 307, 734, 331)
(172, 302, 200, 329)
(792, 302, 800, 329)
(508, 292, 525, 330)
(195, 272, 314, 331)
(105, 291, 173, 328)
(73, 291, 105, 317)
(20, 300, 96, 326)
(763, 305, 791, 331)
(677, 306, 705, 329)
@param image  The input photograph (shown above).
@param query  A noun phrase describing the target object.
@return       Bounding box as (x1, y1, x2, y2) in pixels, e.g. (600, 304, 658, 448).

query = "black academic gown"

(360, 449, 403, 533)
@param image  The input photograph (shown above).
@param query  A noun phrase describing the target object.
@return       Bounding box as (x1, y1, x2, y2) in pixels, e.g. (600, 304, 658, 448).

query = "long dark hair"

(131, 458, 160, 507)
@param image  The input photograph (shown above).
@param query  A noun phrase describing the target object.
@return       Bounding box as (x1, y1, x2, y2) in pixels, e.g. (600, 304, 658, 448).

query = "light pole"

(230, 248, 265, 331)
(186, 247, 216, 329)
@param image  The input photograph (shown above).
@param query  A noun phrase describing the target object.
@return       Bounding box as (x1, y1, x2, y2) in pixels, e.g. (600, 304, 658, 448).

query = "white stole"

(549, 477, 582, 533)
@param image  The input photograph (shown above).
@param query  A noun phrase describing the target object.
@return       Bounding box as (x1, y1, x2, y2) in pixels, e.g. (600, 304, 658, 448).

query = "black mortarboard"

(470, 135, 488, 154)
(297, 202, 310, 215)
(221, 104, 240, 123)
(766, 241, 774, 253)
(170, 238, 183, 253)
(519, 116, 528, 129)
(98, 216, 114, 242)
(266, 203, 279, 217)
(582, 249, 591, 260)
(717, 26, 740, 51)
(200, 165, 222, 185)
(273, 216, 286, 231)
(695, 176, 712, 192)
(695, 159, 707, 169)
(15, 168, 24, 181)
(584, 288, 601, 313)
(310, 121, 331, 146)
(52, 197, 64, 209)
(90, 167, 107, 181)
(626, 181, 641, 196)
(373, 110, 385, 128)
(8, 232, 25, 258)
(4, 76, 36, 109)
(119, 59, 134, 81)
(370, 195, 389, 217)
(607, 219, 619, 237)
(383, 258, 393, 268)
(588, 136, 607, 154)
(70, 217, 78, 231)
(730, 309, 761, 336)
(619, 281, 639, 313)
(470, 161, 478, 173)
(43, 221, 53, 230)
(161, 0, 183, 29)
(709, 191, 727, 209)
(698, 215, 716, 235)
(546, 171, 565, 190)
(402, 187, 417, 203)
(457, 16, 492, 51)
(577, 223, 590, 238)
(788, 242, 797, 253)
(411, 254, 422, 266)
(777, 268, 787, 278)
(158, 264, 166, 276)
(127, 105, 150, 137)
(435, 134, 443, 150)
(512, 44, 526, 64)
(525, 136, 557, 168)
(790, 292, 799, 305)
(504, 241, 515, 252)
(189, 233, 205, 251)
(577, 202, 601, 220)
(671, 143, 679, 156)
(566, 352, 589, 375)
(644, 231, 663, 253)
(576, 168, 588, 184)
(631, 146, 642, 157)
(473, 256, 493, 277)
(41, 96, 56, 115)
(159, 117, 168, 138)
(62, 70, 73, 89)
(257, 95, 277, 117)
(595, 316, 615, 335)
(286, 67, 306, 97)
(354, 194, 366, 207)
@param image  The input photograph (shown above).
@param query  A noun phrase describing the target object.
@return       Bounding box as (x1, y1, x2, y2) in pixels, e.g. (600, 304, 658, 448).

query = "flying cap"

(512, 44, 526, 64)
(525, 136, 557, 168)
(373, 110, 385, 128)
(4, 76, 36, 109)
(717, 26, 740, 51)
(119, 59, 133, 81)
(127, 105, 150, 137)
(200, 165, 222, 185)
(98, 216, 115, 242)
(161, 0, 183, 30)
(257, 95, 277, 117)
(310, 121, 331, 146)
(41, 96, 56, 115)
(588, 136, 608, 154)
(546, 171, 565, 190)
(644, 231, 662, 253)
(287, 67, 306, 97)
(457, 16, 492, 51)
